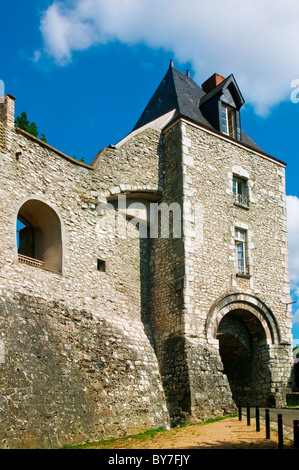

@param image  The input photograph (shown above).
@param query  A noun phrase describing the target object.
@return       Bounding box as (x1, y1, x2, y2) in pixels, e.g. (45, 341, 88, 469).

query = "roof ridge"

(132, 65, 179, 131)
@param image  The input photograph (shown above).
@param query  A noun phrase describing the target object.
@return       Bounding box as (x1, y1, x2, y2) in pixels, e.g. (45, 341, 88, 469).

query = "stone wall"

(175, 119, 293, 411)
(0, 291, 169, 448)
(0, 94, 294, 447)
(149, 122, 190, 425)
(179, 119, 291, 335)
(0, 96, 170, 448)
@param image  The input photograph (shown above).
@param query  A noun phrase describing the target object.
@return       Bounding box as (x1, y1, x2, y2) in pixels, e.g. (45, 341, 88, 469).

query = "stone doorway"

(206, 293, 282, 408)
(217, 309, 272, 406)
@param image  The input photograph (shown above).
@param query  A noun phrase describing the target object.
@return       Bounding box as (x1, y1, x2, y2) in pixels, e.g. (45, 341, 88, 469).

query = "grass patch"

(199, 414, 237, 425)
(61, 427, 167, 449)
(61, 414, 237, 449)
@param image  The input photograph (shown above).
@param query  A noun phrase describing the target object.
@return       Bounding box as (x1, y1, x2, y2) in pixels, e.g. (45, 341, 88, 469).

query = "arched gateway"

(206, 293, 283, 407)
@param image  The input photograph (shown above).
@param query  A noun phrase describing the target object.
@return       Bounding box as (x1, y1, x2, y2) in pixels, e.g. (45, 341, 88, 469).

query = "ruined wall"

(0, 96, 169, 448)
(0, 291, 169, 448)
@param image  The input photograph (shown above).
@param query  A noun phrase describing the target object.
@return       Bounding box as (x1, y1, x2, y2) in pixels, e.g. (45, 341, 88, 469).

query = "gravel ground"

(82, 416, 295, 450)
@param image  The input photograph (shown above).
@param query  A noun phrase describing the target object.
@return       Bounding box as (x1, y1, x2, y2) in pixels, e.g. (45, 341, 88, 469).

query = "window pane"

(235, 229, 245, 241)
(238, 181, 244, 195)
(227, 108, 235, 137)
(221, 103, 236, 138)
(235, 229, 247, 274)
(233, 177, 249, 207)
(233, 179, 237, 194)
(237, 242, 244, 256)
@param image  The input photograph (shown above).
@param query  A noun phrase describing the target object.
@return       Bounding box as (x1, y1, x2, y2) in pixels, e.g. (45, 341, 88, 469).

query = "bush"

(15, 111, 47, 142)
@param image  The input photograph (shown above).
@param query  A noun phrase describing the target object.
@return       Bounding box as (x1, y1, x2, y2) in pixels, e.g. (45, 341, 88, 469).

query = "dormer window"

(221, 103, 236, 138)
(197, 72, 247, 143)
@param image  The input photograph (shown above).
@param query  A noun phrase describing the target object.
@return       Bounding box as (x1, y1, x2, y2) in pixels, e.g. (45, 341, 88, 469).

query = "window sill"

(236, 272, 251, 279)
(233, 202, 250, 210)
(18, 255, 62, 275)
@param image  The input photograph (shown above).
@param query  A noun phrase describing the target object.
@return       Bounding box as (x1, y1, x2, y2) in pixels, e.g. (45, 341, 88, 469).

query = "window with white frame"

(233, 176, 249, 207)
(221, 103, 236, 138)
(235, 228, 248, 275)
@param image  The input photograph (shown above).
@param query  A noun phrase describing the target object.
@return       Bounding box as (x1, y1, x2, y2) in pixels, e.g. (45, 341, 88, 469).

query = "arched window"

(17, 199, 62, 273)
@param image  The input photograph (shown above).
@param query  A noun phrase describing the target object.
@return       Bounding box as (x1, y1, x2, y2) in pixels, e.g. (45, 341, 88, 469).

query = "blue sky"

(1, 0, 299, 344)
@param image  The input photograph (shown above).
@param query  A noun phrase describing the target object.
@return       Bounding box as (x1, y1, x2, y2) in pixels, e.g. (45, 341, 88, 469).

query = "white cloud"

(293, 310, 299, 324)
(32, 50, 42, 63)
(39, 0, 299, 115)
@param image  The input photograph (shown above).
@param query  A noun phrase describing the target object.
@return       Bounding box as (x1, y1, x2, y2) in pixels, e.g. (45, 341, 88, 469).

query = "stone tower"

(130, 61, 294, 423)
(0, 62, 294, 448)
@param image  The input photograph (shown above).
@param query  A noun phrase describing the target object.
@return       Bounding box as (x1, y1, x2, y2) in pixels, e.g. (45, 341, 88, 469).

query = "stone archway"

(206, 293, 281, 407)
(16, 198, 63, 273)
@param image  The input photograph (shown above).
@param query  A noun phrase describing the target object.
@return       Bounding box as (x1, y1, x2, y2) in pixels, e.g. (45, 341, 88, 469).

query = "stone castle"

(0, 62, 295, 448)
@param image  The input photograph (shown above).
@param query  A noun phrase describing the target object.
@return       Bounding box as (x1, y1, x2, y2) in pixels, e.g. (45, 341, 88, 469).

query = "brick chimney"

(0, 94, 15, 128)
(201, 73, 225, 94)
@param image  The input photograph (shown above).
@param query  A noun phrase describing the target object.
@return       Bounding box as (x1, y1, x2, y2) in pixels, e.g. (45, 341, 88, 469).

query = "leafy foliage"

(15, 111, 47, 143)
(73, 155, 86, 163)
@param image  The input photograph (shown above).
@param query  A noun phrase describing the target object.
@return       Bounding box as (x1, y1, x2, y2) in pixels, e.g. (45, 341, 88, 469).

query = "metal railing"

(237, 265, 249, 276)
(233, 193, 249, 207)
(18, 254, 44, 268)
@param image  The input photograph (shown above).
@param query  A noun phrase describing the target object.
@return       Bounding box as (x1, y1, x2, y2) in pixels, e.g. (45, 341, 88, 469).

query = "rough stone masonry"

(0, 64, 295, 448)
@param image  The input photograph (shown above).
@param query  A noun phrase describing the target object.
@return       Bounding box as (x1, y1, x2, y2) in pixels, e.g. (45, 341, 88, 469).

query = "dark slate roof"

(133, 62, 263, 153)
(133, 64, 211, 131)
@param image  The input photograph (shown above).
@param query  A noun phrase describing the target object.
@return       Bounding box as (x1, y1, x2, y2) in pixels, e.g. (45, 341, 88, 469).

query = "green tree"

(15, 111, 47, 142)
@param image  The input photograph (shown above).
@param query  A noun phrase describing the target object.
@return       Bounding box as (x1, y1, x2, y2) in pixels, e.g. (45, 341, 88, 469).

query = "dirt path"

(83, 416, 294, 450)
